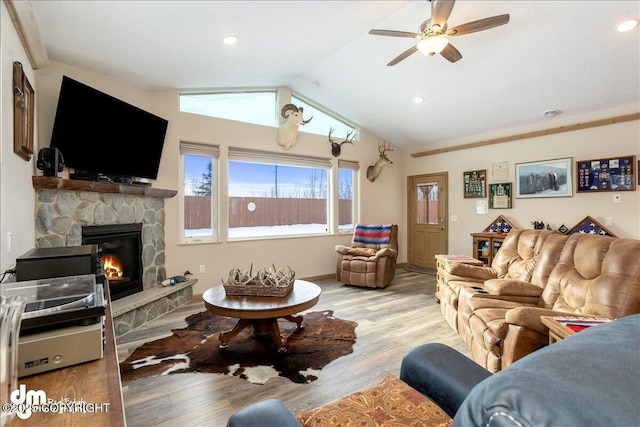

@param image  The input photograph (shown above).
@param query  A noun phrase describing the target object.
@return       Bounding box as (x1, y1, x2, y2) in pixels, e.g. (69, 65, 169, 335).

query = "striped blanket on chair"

(353, 224, 393, 244)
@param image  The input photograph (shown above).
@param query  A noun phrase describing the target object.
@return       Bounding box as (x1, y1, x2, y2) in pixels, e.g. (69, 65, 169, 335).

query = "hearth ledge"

(111, 278, 197, 338)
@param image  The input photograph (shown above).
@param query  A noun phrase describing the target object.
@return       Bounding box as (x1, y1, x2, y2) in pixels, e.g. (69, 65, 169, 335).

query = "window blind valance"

(228, 147, 331, 169)
(180, 141, 220, 157)
(338, 159, 360, 171)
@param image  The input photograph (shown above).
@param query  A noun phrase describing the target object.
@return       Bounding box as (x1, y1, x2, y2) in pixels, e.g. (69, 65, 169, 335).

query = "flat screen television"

(50, 76, 169, 181)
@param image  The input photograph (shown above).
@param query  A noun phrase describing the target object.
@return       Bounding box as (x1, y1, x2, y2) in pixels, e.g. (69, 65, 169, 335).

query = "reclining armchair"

(227, 314, 640, 427)
(335, 223, 398, 288)
(440, 228, 557, 332)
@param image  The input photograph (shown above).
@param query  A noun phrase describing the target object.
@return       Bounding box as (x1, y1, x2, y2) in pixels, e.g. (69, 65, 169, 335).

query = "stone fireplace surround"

(32, 177, 195, 337)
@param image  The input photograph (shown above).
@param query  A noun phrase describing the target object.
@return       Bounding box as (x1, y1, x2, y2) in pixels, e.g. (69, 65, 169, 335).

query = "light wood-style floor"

(116, 268, 469, 426)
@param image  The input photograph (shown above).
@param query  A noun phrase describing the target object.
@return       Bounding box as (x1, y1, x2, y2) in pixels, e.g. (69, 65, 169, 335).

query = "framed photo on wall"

(489, 183, 512, 208)
(463, 169, 486, 198)
(13, 61, 34, 161)
(576, 155, 636, 192)
(515, 157, 573, 199)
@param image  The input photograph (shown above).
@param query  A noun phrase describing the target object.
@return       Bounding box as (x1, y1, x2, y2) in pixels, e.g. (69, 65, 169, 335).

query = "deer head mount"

(366, 141, 394, 182)
(328, 127, 355, 157)
(276, 104, 313, 150)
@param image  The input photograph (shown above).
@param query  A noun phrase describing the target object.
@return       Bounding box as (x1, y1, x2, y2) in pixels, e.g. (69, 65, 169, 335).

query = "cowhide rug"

(119, 310, 357, 384)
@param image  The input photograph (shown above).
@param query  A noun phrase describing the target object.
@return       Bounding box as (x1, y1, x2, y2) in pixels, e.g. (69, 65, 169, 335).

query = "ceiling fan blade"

(431, 0, 455, 28)
(387, 45, 418, 66)
(369, 29, 418, 38)
(447, 14, 510, 36)
(440, 43, 462, 63)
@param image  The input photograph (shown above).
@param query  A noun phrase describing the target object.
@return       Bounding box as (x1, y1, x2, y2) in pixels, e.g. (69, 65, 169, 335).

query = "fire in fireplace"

(102, 255, 125, 281)
(82, 223, 143, 301)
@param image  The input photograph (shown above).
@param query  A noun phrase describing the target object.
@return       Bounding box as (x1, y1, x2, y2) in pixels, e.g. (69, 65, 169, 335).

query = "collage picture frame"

(463, 169, 487, 198)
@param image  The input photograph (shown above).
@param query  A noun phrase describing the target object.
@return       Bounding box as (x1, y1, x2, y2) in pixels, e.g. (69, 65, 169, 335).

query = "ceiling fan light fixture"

(417, 36, 449, 56)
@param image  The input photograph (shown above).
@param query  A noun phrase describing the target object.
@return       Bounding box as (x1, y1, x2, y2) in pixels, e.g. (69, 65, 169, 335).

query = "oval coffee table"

(202, 279, 321, 352)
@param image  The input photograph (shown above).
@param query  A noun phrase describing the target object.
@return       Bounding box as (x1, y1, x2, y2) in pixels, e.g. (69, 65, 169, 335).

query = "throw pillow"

(348, 247, 378, 257)
(297, 374, 452, 427)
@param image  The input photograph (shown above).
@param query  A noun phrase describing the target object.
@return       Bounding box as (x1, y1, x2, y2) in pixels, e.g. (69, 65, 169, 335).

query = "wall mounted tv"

(50, 76, 169, 181)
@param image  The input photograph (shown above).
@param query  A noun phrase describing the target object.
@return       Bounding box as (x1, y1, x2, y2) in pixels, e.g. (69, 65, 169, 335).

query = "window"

(179, 91, 277, 127)
(291, 94, 356, 137)
(228, 148, 332, 239)
(415, 183, 438, 225)
(180, 141, 219, 243)
(178, 90, 357, 139)
(338, 160, 359, 232)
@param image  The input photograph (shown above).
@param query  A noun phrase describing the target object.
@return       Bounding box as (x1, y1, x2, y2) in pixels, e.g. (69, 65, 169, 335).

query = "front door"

(407, 173, 448, 268)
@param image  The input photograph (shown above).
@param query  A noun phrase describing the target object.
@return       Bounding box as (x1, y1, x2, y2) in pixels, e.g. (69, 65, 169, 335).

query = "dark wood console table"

(7, 288, 126, 427)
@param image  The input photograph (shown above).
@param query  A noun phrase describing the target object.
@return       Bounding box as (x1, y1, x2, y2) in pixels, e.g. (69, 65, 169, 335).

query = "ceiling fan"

(369, 0, 509, 66)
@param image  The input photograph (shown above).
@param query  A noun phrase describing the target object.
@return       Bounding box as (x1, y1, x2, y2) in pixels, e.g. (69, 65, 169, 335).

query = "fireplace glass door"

(82, 224, 143, 301)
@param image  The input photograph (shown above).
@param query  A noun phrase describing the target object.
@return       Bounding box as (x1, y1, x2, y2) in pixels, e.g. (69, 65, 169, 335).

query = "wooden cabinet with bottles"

(471, 215, 515, 266)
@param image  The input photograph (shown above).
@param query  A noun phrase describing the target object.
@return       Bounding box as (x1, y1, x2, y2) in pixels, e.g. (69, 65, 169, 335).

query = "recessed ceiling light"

(222, 35, 239, 45)
(616, 18, 639, 32)
(414, 97, 425, 104)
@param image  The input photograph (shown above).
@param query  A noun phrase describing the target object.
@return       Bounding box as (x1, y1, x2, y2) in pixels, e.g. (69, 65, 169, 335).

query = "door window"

(416, 183, 438, 225)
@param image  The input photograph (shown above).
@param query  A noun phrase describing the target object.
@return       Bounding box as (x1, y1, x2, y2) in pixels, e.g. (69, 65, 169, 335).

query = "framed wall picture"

(492, 161, 509, 182)
(576, 155, 636, 192)
(489, 182, 512, 208)
(463, 169, 486, 198)
(515, 157, 572, 199)
(13, 61, 34, 161)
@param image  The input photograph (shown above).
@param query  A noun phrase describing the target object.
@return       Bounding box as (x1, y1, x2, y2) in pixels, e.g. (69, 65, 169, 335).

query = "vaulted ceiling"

(29, 1, 640, 151)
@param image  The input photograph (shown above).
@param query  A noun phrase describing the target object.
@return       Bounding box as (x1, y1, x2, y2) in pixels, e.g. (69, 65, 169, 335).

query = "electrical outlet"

(199, 264, 205, 273)
(604, 217, 612, 226)
(613, 194, 621, 203)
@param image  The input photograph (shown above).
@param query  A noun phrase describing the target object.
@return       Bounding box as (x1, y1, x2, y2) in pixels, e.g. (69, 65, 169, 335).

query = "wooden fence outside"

(416, 200, 439, 224)
(185, 196, 353, 229)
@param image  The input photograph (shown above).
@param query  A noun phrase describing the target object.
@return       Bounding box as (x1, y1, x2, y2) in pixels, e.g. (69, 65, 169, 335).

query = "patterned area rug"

(297, 374, 452, 427)
(119, 310, 357, 385)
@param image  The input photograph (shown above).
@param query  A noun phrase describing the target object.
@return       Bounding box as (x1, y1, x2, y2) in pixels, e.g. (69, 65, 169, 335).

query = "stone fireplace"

(33, 180, 170, 288)
(32, 177, 195, 337)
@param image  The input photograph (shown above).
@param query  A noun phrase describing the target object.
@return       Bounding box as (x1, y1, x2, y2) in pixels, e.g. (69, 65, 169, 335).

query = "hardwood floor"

(116, 268, 468, 426)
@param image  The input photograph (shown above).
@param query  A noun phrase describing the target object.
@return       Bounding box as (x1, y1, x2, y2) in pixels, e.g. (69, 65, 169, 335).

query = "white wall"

(33, 62, 406, 294)
(404, 106, 640, 257)
(0, 1, 37, 273)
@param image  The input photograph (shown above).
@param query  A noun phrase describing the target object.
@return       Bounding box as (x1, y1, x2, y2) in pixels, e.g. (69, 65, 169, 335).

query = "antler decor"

(328, 127, 356, 157)
(222, 264, 296, 297)
(366, 140, 394, 182)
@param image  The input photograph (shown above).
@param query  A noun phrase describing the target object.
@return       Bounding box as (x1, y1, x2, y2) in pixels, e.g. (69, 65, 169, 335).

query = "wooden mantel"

(32, 176, 177, 198)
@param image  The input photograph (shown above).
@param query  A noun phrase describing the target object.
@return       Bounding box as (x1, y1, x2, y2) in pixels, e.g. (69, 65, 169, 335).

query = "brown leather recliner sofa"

(335, 224, 398, 288)
(439, 228, 557, 332)
(458, 232, 640, 372)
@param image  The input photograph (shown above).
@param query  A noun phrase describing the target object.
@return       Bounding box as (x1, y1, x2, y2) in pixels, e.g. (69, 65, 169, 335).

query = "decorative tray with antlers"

(222, 264, 295, 297)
